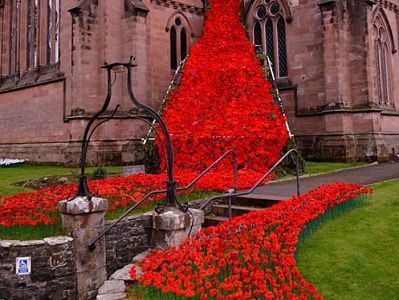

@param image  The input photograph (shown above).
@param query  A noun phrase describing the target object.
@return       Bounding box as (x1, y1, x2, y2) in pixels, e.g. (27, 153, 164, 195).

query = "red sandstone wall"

(0, 81, 68, 143)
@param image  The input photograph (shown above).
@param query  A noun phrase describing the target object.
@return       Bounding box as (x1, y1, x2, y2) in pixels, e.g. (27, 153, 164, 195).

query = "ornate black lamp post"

(75, 57, 184, 211)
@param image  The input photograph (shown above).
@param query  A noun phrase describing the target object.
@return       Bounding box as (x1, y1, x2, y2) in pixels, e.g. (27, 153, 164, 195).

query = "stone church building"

(0, 0, 398, 164)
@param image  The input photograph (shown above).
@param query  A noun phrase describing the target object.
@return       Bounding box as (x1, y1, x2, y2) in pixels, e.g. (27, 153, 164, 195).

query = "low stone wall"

(0, 216, 151, 299)
(0, 237, 75, 300)
(0, 206, 206, 299)
(105, 215, 150, 276)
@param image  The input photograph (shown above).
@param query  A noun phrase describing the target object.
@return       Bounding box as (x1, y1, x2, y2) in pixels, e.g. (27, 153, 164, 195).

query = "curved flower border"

(131, 183, 372, 299)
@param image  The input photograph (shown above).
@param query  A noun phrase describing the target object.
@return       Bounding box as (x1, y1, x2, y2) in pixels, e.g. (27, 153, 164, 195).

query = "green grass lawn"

(297, 179, 399, 299)
(0, 164, 122, 196)
(304, 161, 366, 175)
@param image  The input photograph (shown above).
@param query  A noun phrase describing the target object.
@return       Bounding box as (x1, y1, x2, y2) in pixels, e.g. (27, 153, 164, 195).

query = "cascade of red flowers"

(130, 183, 372, 299)
(0, 0, 289, 228)
(157, 0, 288, 173)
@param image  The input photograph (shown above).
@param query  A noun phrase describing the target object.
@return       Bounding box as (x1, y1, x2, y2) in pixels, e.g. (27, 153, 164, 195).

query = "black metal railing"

(200, 149, 301, 211)
(88, 148, 300, 250)
(88, 150, 237, 250)
(88, 149, 301, 250)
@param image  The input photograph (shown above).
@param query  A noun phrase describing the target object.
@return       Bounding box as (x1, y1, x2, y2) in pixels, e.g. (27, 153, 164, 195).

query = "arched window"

(168, 16, 189, 70)
(250, 0, 288, 78)
(373, 12, 393, 106)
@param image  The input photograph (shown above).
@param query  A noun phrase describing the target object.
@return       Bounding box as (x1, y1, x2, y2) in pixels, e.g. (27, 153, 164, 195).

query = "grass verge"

(0, 164, 122, 196)
(296, 179, 399, 299)
(0, 221, 64, 241)
(304, 161, 367, 175)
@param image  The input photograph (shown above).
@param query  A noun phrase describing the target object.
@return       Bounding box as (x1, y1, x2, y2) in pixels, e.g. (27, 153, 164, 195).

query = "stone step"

(212, 204, 264, 217)
(132, 250, 151, 263)
(97, 249, 150, 300)
(232, 194, 286, 207)
(203, 215, 229, 227)
(96, 280, 126, 300)
(204, 194, 285, 227)
(96, 292, 126, 300)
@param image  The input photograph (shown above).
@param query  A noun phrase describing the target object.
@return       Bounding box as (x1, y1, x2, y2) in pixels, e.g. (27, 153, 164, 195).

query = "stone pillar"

(319, 0, 350, 107)
(142, 207, 204, 250)
(59, 196, 108, 300)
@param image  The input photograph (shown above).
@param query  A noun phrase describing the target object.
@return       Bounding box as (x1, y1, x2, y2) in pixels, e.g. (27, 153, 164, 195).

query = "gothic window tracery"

(250, 0, 288, 78)
(169, 15, 189, 70)
(373, 12, 393, 107)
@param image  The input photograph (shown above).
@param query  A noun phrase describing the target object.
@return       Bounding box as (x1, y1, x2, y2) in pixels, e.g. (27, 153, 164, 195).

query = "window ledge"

(0, 64, 64, 93)
(296, 104, 384, 116)
(381, 109, 399, 116)
(275, 78, 294, 90)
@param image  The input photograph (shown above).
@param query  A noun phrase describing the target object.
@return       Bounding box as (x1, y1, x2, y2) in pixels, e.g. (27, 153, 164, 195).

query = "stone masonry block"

(142, 207, 204, 249)
(59, 196, 108, 215)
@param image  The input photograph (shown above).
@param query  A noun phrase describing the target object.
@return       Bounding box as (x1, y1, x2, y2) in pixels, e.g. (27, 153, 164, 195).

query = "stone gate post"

(142, 207, 204, 250)
(59, 196, 108, 300)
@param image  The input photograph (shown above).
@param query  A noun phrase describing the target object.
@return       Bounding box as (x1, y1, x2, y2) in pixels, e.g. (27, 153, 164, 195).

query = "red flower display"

(132, 183, 372, 299)
(0, 0, 289, 228)
(156, 0, 288, 173)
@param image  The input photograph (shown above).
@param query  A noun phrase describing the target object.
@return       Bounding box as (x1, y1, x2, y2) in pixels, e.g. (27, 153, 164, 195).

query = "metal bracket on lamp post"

(75, 57, 187, 212)
(75, 62, 115, 199)
(125, 57, 187, 212)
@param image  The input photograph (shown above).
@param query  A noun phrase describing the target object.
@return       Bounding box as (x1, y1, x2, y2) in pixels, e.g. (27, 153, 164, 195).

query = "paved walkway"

(254, 162, 399, 198)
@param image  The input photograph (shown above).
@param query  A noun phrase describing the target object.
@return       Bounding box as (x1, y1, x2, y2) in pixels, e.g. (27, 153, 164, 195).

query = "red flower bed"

(0, 0, 288, 228)
(131, 183, 372, 299)
(0, 169, 270, 227)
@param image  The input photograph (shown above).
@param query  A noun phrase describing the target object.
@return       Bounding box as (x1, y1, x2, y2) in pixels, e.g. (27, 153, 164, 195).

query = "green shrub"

(93, 167, 108, 179)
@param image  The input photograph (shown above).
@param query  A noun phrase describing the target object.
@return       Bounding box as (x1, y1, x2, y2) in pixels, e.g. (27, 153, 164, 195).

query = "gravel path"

(253, 162, 399, 198)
